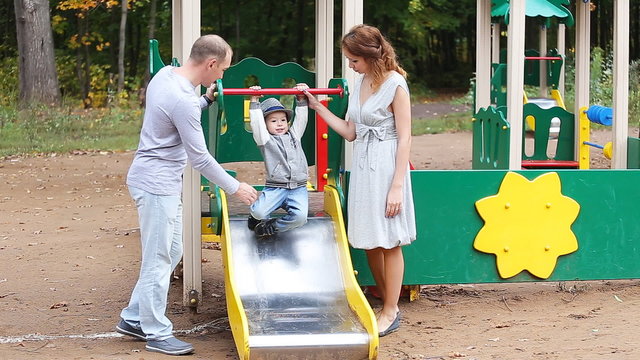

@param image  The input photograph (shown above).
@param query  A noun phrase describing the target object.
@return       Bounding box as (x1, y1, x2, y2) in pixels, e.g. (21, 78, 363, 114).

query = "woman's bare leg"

(376, 246, 404, 332)
(366, 248, 386, 306)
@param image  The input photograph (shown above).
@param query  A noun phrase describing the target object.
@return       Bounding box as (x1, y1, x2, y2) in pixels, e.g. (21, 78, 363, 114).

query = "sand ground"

(1, 122, 638, 359)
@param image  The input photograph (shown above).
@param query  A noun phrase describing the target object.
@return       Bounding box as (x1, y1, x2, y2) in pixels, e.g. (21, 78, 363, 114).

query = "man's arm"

(173, 97, 240, 194)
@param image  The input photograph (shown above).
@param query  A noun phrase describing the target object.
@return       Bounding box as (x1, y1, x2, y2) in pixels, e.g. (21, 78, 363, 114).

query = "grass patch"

(0, 105, 142, 157)
(412, 110, 473, 136)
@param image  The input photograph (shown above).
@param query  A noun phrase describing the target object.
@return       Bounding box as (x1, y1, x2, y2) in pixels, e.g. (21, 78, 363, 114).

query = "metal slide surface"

(225, 217, 370, 359)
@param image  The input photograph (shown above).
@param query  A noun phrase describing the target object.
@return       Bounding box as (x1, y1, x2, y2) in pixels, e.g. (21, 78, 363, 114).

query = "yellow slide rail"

(324, 185, 379, 359)
(219, 190, 251, 359)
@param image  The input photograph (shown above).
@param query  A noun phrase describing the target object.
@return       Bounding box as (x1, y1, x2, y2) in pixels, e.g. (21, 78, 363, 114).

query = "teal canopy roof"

(492, 0, 574, 27)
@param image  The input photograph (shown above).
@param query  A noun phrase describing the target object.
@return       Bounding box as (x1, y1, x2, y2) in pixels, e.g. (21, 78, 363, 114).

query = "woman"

(304, 24, 416, 337)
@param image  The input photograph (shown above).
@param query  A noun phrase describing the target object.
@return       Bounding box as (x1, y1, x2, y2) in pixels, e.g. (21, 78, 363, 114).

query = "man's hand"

(205, 82, 217, 102)
(233, 182, 258, 205)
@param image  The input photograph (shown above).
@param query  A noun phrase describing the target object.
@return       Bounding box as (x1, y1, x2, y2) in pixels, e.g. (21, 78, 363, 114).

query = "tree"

(14, 0, 61, 106)
(117, 0, 127, 93)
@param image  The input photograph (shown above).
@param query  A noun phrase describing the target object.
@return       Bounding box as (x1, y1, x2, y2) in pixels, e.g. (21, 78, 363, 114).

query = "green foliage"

(564, 46, 640, 128)
(0, 104, 142, 157)
(56, 54, 81, 99)
(0, 57, 18, 106)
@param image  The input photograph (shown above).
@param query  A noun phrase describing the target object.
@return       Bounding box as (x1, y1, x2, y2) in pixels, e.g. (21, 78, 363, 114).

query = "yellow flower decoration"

(474, 172, 580, 279)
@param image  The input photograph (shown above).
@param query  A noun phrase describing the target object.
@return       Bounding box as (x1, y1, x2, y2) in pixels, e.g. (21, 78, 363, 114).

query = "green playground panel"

(472, 104, 575, 169)
(350, 169, 640, 285)
(628, 137, 640, 169)
(149, 39, 180, 76)
(472, 106, 510, 169)
(521, 102, 574, 161)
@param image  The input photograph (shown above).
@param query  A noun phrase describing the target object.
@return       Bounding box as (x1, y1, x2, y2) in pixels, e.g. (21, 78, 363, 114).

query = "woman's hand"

(302, 89, 324, 111)
(385, 185, 403, 218)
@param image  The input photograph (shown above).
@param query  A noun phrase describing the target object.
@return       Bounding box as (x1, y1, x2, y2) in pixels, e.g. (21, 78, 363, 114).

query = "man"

(115, 35, 257, 356)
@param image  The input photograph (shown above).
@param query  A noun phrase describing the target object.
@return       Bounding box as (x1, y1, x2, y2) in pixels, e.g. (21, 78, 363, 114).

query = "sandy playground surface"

(1, 114, 639, 359)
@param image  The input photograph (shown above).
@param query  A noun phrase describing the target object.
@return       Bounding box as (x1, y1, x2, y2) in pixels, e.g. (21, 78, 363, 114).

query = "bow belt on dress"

(355, 123, 397, 170)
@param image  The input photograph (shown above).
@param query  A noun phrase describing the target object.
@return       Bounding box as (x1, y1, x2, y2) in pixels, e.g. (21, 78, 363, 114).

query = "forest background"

(2, 0, 640, 156)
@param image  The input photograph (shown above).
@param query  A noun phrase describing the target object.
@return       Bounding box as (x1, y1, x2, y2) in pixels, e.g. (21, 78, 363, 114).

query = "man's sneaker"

(115, 319, 146, 341)
(254, 218, 278, 237)
(247, 215, 260, 231)
(146, 336, 194, 355)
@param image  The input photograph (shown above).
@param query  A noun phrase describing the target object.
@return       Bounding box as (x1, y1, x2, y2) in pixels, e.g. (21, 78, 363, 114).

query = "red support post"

(315, 99, 330, 192)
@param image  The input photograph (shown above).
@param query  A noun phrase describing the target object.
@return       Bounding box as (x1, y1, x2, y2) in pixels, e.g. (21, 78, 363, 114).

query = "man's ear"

(207, 58, 217, 69)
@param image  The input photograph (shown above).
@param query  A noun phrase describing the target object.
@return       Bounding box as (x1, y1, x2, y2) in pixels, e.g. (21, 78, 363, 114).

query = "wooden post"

(539, 25, 548, 97)
(476, 0, 492, 112)
(172, 0, 203, 309)
(612, 0, 629, 169)
(574, 1, 590, 162)
(557, 24, 566, 98)
(341, 0, 363, 171)
(506, 0, 526, 170)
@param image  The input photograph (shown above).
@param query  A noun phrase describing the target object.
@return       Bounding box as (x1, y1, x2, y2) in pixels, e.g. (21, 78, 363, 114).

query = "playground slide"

(220, 187, 378, 360)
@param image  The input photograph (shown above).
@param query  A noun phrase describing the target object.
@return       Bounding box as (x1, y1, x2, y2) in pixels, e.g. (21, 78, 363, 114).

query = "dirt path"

(0, 129, 636, 359)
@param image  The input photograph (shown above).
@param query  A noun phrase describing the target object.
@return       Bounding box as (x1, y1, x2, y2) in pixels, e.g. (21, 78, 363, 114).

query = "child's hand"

(295, 83, 309, 102)
(249, 86, 262, 102)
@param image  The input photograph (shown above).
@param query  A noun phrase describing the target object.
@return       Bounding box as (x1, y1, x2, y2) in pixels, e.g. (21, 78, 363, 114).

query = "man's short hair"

(189, 35, 231, 63)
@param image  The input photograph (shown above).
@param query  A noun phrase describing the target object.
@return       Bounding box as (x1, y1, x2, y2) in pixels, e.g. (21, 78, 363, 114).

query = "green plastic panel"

(522, 103, 574, 161)
(628, 137, 640, 169)
(350, 169, 640, 285)
(546, 49, 564, 89)
(472, 104, 575, 169)
(326, 78, 349, 190)
(490, 63, 507, 107)
(472, 106, 510, 169)
(149, 39, 165, 77)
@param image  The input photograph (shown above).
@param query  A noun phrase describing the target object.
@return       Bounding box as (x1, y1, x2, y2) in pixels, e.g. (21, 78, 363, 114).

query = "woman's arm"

(303, 90, 356, 142)
(385, 85, 412, 218)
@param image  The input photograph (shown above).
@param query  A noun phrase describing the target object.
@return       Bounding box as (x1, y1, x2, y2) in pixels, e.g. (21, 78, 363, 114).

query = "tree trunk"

(13, 0, 60, 106)
(117, 0, 128, 94)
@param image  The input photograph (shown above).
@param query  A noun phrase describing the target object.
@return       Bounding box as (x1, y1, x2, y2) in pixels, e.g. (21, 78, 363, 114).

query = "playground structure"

(161, 0, 640, 359)
(205, 60, 377, 358)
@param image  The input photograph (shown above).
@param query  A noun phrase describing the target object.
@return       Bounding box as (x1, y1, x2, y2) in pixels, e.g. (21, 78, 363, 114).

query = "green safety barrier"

(472, 106, 510, 169)
(472, 103, 575, 169)
(522, 102, 574, 162)
(628, 137, 640, 169)
(351, 169, 640, 285)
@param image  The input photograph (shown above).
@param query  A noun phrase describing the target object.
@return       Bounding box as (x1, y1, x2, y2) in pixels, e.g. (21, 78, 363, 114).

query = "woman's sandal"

(378, 312, 401, 337)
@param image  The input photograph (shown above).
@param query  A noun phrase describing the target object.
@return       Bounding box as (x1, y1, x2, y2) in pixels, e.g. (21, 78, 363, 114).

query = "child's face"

(265, 111, 289, 135)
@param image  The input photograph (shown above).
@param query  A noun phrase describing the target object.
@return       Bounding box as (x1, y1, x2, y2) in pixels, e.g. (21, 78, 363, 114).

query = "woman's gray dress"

(346, 71, 417, 250)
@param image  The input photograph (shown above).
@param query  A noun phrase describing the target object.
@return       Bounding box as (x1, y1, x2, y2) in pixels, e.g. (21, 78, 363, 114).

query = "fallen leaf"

(50, 301, 68, 309)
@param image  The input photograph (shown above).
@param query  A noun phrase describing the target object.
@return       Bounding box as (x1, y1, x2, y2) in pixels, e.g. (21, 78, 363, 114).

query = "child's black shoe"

(254, 218, 278, 237)
(247, 215, 260, 231)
